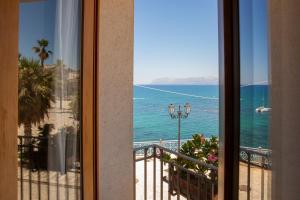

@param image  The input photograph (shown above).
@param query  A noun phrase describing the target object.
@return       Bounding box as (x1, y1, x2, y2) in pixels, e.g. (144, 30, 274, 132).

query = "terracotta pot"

(168, 168, 218, 200)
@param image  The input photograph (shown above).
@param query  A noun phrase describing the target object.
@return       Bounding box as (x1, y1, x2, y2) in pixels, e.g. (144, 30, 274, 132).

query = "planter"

(168, 166, 218, 200)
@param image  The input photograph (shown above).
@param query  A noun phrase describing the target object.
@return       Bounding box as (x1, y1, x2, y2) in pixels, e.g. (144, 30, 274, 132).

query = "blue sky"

(135, 0, 269, 85)
(240, 0, 269, 85)
(134, 0, 219, 84)
(19, 0, 56, 62)
(19, 0, 81, 68)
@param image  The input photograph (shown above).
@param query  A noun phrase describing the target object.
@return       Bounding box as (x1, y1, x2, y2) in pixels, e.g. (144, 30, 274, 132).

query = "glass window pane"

(134, 0, 219, 199)
(239, 0, 271, 199)
(18, 0, 82, 199)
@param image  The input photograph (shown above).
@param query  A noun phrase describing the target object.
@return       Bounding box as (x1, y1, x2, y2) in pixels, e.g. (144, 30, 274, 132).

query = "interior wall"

(97, 0, 134, 199)
(0, 1, 19, 199)
(269, 0, 300, 199)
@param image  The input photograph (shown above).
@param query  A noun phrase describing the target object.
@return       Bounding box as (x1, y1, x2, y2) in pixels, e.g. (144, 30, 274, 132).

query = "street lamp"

(168, 103, 191, 151)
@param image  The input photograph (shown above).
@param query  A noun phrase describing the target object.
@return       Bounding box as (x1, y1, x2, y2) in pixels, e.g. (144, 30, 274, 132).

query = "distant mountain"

(150, 76, 218, 85)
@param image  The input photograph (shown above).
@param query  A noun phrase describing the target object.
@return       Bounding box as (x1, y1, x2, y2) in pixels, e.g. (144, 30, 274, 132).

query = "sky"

(134, 0, 219, 85)
(19, 0, 82, 68)
(240, 0, 269, 85)
(19, 0, 56, 62)
(19, 0, 269, 85)
(134, 0, 269, 85)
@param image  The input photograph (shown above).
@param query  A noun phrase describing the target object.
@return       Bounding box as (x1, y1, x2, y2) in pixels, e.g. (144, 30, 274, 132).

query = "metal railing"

(18, 136, 270, 200)
(133, 144, 218, 200)
(18, 135, 81, 200)
(134, 140, 189, 153)
(134, 144, 271, 200)
(239, 147, 271, 200)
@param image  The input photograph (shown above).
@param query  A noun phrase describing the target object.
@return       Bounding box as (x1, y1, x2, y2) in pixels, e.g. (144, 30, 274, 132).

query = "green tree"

(18, 57, 55, 139)
(32, 39, 52, 68)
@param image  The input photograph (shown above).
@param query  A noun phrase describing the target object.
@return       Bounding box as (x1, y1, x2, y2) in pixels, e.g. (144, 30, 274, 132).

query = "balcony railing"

(134, 143, 271, 200)
(18, 135, 81, 200)
(134, 144, 218, 200)
(18, 136, 270, 200)
(239, 146, 271, 200)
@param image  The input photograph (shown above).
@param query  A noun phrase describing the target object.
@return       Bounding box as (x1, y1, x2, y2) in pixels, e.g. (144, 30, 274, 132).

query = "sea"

(133, 85, 270, 148)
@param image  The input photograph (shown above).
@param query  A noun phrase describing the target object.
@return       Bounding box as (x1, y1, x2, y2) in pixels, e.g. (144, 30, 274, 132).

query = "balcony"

(18, 135, 271, 200)
(18, 136, 81, 200)
(134, 141, 271, 200)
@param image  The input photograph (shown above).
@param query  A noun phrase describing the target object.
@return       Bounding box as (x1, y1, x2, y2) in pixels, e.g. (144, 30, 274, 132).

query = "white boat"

(256, 106, 271, 113)
(256, 94, 271, 113)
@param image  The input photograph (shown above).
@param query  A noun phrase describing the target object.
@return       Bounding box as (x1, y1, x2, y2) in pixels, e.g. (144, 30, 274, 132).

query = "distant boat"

(256, 106, 271, 113)
(256, 95, 271, 113)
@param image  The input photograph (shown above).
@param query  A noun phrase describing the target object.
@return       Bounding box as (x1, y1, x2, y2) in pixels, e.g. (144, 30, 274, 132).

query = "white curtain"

(50, 0, 81, 174)
(54, 0, 81, 68)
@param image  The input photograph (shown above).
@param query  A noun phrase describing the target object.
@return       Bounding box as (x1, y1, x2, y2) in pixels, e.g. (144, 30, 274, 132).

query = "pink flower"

(208, 154, 218, 163)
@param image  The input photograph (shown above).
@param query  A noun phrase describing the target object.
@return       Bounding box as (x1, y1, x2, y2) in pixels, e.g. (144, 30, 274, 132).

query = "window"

(18, 0, 83, 199)
(134, 1, 220, 199)
(239, 0, 271, 199)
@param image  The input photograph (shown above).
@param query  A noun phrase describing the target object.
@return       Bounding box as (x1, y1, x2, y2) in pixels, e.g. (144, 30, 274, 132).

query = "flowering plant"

(175, 134, 218, 178)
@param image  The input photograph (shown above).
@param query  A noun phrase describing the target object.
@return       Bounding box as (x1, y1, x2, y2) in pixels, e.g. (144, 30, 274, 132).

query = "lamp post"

(168, 103, 191, 151)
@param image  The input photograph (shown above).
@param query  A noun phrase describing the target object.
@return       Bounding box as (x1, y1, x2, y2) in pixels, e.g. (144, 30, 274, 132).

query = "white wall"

(269, 0, 300, 199)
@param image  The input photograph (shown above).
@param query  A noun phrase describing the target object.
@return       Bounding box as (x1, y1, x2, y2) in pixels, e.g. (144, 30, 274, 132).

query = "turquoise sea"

(133, 85, 270, 148)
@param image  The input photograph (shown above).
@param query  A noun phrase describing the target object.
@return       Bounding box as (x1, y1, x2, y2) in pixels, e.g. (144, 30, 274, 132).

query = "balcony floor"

(135, 158, 271, 200)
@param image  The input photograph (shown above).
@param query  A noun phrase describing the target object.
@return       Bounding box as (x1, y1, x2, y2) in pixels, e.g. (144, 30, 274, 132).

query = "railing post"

(168, 163, 172, 200)
(197, 175, 200, 200)
(47, 171, 50, 200)
(261, 154, 265, 200)
(187, 173, 190, 200)
(160, 148, 164, 200)
(38, 168, 41, 200)
(153, 146, 156, 200)
(29, 143, 32, 200)
(20, 137, 24, 200)
(176, 165, 180, 200)
(247, 151, 251, 200)
(133, 150, 136, 200)
(211, 170, 216, 200)
(144, 148, 148, 200)
(57, 172, 60, 200)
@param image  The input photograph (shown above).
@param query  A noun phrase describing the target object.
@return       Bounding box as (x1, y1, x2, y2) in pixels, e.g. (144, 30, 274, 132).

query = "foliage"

(18, 57, 55, 135)
(32, 39, 52, 67)
(161, 152, 171, 165)
(166, 134, 218, 178)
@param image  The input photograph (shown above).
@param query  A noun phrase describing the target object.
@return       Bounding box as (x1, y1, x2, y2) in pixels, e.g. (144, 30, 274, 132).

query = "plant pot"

(168, 166, 218, 200)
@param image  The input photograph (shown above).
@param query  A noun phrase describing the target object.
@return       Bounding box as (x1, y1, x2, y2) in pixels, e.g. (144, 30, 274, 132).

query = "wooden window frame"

(82, 0, 98, 199)
(0, 1, 19, 199)
(0, 0, 99, 199)
(1, 0, 243, 199)
(218, 0, 241, 200)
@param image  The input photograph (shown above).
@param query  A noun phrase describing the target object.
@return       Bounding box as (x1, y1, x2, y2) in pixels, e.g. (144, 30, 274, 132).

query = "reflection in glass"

(18, 0, 82, 199)
(239, 0, 271, 199)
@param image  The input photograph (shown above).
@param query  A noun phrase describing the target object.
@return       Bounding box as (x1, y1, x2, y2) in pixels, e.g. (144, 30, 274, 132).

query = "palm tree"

(32, 39, 52, 68)
(18, 57, 55, 139)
